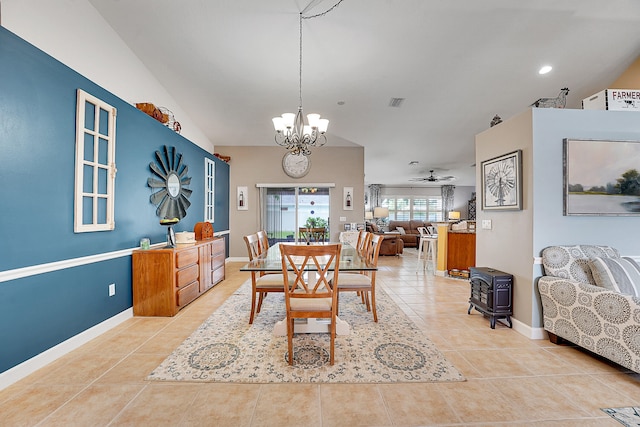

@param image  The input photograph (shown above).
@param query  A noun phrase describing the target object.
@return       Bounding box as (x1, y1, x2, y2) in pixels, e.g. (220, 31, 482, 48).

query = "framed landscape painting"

(481, 150, 522, 210)
(564, 138, 640, 216)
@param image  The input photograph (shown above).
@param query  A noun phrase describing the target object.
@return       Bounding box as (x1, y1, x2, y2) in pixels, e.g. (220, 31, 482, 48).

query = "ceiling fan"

(410, 170, 455, 183)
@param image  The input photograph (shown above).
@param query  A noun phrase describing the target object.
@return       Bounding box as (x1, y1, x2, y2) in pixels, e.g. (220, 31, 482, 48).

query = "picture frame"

(481, 150, 522, 211)
(563, 138, 640, 216)
(343, 187, 354, 210)
(237, 186, 248, 211)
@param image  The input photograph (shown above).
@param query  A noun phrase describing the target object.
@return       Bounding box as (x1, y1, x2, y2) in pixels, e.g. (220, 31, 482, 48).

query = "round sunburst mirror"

(147, 145, 192, 220)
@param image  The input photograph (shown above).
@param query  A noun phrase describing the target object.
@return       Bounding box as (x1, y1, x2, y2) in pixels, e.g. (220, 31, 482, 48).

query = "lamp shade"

(364, 211, 374, 220)
(448, 211, 461, 220)
(373, 207, 389, 218)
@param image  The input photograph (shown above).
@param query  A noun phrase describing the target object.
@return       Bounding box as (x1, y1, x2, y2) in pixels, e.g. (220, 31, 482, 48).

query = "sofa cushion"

(409, 220, 428, 234)
(389, 221, 411, 233)
(588, 257, 640, 297)
(396, 226, 406, 235)
(541, 245, 621, 285)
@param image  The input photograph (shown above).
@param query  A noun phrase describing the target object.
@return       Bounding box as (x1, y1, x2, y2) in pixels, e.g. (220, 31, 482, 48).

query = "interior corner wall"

(475, 110, 535, 328)
(216, 146, 365, 258)
(476, 107, 640, 332)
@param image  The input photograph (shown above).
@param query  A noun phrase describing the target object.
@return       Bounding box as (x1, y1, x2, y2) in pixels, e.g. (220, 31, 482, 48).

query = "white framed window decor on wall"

(204, 157, 215, 222)
(74, 89, 117, 232)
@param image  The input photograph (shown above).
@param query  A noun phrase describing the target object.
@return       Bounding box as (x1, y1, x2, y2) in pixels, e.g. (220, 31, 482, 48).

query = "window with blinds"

(382, 196, 443, 222)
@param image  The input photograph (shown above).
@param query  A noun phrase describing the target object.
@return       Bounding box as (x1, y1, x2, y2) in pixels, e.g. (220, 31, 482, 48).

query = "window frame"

(382, 195, 443, 222)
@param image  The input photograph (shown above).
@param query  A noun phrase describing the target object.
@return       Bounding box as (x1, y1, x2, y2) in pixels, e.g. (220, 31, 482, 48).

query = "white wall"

(1, 0, 213, 152)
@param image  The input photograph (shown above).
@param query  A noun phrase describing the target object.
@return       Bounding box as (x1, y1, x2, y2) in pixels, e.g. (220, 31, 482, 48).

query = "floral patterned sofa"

(537, 245, 640, 373)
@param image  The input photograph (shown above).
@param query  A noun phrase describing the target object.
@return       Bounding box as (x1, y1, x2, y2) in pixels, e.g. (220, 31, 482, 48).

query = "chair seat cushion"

(333, 273, 371, 288)
(255, 272, 294, 288)
(290, 297, 332, 311)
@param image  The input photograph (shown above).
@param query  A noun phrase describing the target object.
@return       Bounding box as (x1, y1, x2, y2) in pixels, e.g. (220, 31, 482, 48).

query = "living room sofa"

(364, 223, 404, 255)
(386, 220, 433, 248)
(537, 245, 640, 374)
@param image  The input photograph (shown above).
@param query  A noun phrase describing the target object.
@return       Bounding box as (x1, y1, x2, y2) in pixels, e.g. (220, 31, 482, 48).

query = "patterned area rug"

(148, 280, 465, 383)
(602, 407, 640, 426)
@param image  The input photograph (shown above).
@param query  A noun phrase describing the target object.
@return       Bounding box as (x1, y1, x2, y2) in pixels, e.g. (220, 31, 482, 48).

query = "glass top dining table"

(239, 242, 375, 336)
(239, 242, 377, 273)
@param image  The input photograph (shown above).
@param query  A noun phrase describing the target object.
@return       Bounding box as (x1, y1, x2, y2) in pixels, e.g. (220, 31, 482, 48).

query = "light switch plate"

(340, 217, 346, 222)
(481, 219, 492, 230)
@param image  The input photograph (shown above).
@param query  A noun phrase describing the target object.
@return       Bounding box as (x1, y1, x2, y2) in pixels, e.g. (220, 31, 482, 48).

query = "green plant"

(304, 216, 328, 229)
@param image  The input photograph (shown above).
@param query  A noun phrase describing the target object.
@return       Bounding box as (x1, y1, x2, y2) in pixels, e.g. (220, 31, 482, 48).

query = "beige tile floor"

(1, 248, 638, 426)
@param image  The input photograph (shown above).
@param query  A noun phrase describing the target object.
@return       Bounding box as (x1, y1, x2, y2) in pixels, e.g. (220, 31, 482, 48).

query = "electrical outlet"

(108, 283, 116, 297)
(481, 219, 492, 230)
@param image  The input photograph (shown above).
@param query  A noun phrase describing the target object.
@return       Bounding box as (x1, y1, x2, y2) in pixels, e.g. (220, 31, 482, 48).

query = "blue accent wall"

(0, 27, 230, 373)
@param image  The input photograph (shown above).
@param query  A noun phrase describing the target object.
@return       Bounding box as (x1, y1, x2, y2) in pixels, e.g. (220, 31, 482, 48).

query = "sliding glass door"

(261, 186, 331, 245)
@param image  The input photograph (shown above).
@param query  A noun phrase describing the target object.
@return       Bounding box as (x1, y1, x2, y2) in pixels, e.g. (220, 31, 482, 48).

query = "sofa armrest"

(537, 276, 640, 373)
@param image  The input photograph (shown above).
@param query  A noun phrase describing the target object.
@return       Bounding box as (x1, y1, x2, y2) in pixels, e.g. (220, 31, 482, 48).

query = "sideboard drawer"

(176, 264, 199, 287)
(175, 247, 198, 269)
(212, 251, 225, 270)
(177, 281, 199, 307)
(212, 266, 225, 285)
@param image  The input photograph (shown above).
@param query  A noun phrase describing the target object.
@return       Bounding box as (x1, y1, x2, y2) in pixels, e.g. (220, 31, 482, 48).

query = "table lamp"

(448, 211, 461, 221)
(373, 207, 389, 228)
(364, 211, 374, 221)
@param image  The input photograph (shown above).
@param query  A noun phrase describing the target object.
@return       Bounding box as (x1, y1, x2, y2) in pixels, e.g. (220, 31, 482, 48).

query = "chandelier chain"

(299, 13, 303, 109)
(273, 0, 344, 156)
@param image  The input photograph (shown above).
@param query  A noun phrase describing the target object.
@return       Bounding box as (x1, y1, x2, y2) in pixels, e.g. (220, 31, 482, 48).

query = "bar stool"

(417, 227, 437, 273)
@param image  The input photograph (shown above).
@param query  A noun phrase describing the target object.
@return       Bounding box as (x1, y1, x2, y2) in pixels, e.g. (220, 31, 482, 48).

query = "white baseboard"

(0, 308, 133, 391)
(509, 316, 547, 340)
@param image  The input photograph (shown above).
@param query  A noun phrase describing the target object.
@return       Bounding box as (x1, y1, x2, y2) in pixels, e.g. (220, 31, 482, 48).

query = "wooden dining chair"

(243, 233, 291, 324)
(333, 233, 384, 322)
(256, 230, 269, 254)
(280, 242, 341, 365)
(355, 230, 372, 258)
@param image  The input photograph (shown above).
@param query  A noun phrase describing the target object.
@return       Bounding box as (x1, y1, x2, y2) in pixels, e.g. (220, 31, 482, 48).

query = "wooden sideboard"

(132, 237, 225, 316)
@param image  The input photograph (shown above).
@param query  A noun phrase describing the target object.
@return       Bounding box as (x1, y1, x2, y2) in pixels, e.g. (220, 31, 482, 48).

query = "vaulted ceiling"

(88, 0, 640, 187)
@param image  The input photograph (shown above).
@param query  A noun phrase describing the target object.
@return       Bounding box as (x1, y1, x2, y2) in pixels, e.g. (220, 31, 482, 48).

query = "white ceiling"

(88, 0, 640, 187)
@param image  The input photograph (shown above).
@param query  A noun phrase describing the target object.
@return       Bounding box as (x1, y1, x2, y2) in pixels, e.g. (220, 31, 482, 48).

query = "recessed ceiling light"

(539, 65, 552, 75)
